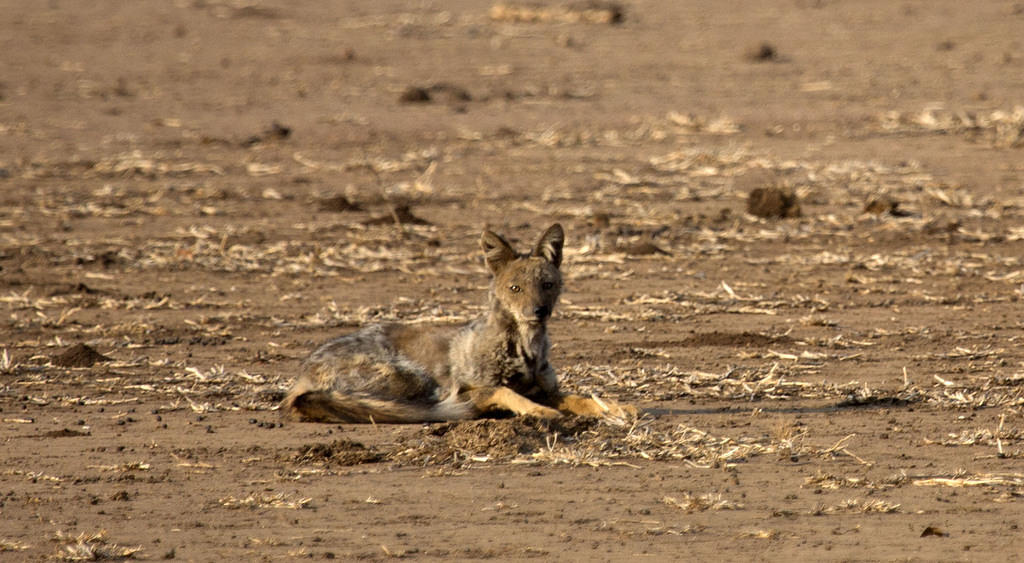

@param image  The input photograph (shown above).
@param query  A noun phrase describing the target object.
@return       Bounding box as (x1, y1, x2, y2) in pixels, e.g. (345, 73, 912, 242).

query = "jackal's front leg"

(467, 386, 562, 419)
(547, 393, 637, 419)
(535, 364, 636, 419)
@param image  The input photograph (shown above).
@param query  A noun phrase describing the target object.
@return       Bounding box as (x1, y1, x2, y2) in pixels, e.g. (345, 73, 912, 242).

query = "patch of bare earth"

(3, 1, 1024, 560)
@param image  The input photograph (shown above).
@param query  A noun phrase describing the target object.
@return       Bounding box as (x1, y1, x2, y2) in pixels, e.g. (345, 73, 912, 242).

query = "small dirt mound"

(52, 344, 111, 368)
(423, 416, 598, 460)
(288, 439, 384, 466)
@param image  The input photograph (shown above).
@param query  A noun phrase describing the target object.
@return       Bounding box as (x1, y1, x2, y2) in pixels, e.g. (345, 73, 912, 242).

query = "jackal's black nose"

(534, 305, 551, 319)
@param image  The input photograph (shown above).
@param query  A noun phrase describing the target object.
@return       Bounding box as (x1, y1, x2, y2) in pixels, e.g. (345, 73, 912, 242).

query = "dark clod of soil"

(836, 393, 916, 408)
(864, 195, 911, 217)
(110, 490, 133, 501)
(398, 83, 472, 105)
(746, 42, 778, 62)
(230, 5, 281, 19)
(49, 282, 102, 296)
(363, 204, 431, 226)
(52, 343, 112, 368)
(288, 439, 385, 466)
(567, 1, 625, 24)
(266, 121, 291, 139)
(241, 121, 292, 147)
(588, 212, 612, 229)
(399, 86, 432, 103)
(317, 195, 363, 212)
(491, 1, 625, 25)
(680, 208, 733, 229)
(864, 195, 897, 214)
(920, 526, 950, 538)
(747, 186, 801, 218)
(619, 241, 671, 256)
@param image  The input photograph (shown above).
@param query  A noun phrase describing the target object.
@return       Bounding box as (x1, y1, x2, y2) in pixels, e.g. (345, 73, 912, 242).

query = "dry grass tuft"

(593, 420, 773, 467)
(770, 420, 806, 458)
(520, 434, 629, 468)
(0, 349, 16, 375)
(803, 471, 875, 490)
(52, 530, 142, 561)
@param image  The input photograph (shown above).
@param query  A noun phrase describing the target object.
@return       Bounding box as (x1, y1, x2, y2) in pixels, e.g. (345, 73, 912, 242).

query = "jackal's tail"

(279, 382, 474, 424)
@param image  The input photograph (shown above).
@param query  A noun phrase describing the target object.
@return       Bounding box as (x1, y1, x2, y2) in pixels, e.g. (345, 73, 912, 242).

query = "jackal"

(280, 224, 635, 423)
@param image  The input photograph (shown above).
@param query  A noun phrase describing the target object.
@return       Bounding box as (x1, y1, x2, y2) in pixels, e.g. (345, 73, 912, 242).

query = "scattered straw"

(490, 2, 624, 25)
(87, 462, 150, 472)
(880, 106, 1024, 148)
(219, 492, 313, 510)
(740, 529, 780, 540)
(0, 538, 30, 552)
(912, 473, 1024, 488)
(662, 492, 743, 512)
(813, 498, 901, 514)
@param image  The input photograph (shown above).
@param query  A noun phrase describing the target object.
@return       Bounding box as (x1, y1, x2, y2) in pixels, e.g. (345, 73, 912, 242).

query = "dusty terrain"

(2, 1, 1024, 560)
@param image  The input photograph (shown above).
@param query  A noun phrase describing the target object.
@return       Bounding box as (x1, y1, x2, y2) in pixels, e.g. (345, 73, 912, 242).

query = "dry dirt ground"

(3, 1, 1024, 561)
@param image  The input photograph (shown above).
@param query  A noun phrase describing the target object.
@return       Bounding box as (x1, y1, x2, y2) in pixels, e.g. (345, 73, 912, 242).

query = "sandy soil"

(2, 1, 1024, 560)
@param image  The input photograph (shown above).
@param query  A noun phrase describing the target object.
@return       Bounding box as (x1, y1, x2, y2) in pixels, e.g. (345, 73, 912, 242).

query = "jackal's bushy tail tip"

(280, 385, 474, 424)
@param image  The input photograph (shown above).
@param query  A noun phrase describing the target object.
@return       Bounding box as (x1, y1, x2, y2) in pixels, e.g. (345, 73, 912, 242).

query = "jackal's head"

(481, 224, 564, 336)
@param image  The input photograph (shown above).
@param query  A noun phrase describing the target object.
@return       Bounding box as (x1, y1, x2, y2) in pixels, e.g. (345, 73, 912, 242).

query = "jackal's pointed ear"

(534, 223, 564, 268)
(480, 230, 517, 274)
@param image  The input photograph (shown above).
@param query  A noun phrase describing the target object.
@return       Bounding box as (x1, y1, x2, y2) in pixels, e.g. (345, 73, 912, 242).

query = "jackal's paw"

(592, 396, 637, 420)
(526, 405, 564, 419)
(557, 394, 636, 420)
(602, 400, 638, 420)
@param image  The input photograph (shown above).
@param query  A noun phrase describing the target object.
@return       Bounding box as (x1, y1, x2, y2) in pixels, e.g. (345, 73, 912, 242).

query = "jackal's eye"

(541, 281, 554, 290)
(509, 285, 521, 293)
